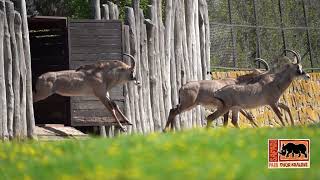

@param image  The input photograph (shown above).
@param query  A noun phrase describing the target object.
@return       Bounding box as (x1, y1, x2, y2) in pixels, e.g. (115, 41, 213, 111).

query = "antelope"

(33, 53, 139, 131)
(206, 50, 310, 128)
(163, 59, 270, 132)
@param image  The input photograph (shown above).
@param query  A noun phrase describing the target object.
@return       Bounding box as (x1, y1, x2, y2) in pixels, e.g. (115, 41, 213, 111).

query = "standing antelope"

(33, 53, 139, 131)
(206, 50, 310, 128)
(163, 59, 270, 132)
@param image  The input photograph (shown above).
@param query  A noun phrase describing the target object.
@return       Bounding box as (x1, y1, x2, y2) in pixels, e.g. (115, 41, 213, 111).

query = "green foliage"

(66, 0, 92, 19)
(0, 127, 319, 179)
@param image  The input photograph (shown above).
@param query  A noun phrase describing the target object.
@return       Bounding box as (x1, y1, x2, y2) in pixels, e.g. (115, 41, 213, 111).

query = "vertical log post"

(102, 4, 109, 20)
(0, 0, 8, 140)
(125, 7, 138, 133)
(16, 0, 36, 139)
(140, 9, 154, 132)
(150, 0, 166, 129)
(122, 25, 133, 134)
(145, 14, 162, 131)
(132, 0, 147, 134)
(6, 1, 21, 138)
(14, 11, 27, 136)
(163, 0, 173, 125)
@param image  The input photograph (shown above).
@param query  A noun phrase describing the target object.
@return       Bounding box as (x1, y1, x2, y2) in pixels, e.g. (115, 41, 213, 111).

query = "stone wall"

(211, 72, 320, 127)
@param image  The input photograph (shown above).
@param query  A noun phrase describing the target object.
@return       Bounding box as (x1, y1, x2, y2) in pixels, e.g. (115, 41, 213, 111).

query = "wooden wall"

(68, 20, 125, 126)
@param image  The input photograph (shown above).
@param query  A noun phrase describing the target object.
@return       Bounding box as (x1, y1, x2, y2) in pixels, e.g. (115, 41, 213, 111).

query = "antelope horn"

(123, 53, 136, 70)
(283, 49, 301, 64)
(254, 58, 269, 71)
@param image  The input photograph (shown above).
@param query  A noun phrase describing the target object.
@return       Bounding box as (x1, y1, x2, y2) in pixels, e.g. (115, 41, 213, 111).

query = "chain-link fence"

(208, 0, 320, 70)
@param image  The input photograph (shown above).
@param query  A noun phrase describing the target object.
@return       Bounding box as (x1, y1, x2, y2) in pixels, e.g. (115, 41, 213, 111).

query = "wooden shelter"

(29, 16, 126, 127)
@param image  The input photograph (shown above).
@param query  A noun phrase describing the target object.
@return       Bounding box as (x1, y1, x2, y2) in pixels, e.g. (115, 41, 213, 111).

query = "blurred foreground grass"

(0, 125, 319, 180)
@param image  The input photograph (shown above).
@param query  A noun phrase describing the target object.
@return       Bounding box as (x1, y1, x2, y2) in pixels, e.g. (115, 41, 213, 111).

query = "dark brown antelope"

(33, 53, 139, 131)
(207, 50, 310, 128)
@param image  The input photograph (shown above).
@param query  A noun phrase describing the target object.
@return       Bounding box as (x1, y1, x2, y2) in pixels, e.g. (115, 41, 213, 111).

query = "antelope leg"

(206, 108, 229, 129)
(223, 112, 229, 127)
(278, 102, 294, 126)
(96, 94, 126, 132)
(240, 109, 259, 128)
(110, 100, 132, 125)
(270, 104, 285, 127)
(231, 110, 240, 128)
(163, 106, 180, 132)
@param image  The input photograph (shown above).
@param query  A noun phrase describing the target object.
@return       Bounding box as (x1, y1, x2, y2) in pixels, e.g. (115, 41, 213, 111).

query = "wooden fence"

(0, 0, 35, 140)
(92, 0, 211, 136)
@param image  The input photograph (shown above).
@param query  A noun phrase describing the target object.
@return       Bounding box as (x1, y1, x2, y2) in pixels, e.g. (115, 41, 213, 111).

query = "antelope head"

(121, 53, 140, 85)
(282, 49, 310, 80)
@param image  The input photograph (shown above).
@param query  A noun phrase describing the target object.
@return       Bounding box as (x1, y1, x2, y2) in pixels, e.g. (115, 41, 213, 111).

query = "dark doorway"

(28, 16, 70, 125)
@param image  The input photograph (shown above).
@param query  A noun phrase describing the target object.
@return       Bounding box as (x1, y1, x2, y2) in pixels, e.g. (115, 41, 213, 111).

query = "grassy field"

(0, 125, 319, 180)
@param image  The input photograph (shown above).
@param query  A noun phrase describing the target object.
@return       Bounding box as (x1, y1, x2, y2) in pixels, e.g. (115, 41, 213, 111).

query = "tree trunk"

(16, 0, 36, 139)
(15, 11, 27, 137)
(140, 9, 154, 132)
(0, 0, 8, 140)
(6, 1, 21, 138)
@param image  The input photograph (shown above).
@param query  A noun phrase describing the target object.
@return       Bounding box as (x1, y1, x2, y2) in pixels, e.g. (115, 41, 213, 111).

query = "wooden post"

(125, 7, 139, 133)
(174, 0, 184, 129)
(0, 0, 8, 140)
(107, 1, 116, 20)
(180, 0, 191, 129)
(169, 2, 180, 130)
(132, 0, 147, 134)
(14, 11, 27, 137)
(185, 0, 197, 128)
(15, 0, 36, 139)
(145, 11, 162, 131)
(6, 1, 21, 138)
(122, 25, 133, 134)
(102, 4, 109, 20)
(140, 9, 154, 132)
(150, 1, 166, 129)
(92, 0, 101, 19)
(163, 0, 173, 124)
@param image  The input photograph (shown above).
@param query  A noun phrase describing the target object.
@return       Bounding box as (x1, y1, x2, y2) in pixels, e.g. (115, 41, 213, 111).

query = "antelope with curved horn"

(206, 50, 310, 128)
(163, 58, 270, 132)
(33, 53, 139, 131)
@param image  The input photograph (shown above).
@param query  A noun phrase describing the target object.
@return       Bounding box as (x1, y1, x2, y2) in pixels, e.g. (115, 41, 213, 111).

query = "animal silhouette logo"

(268, 139, 310, 168)
(278, 143, 307, 158)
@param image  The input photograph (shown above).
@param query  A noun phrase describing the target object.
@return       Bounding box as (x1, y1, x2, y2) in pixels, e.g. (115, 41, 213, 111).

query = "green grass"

(0, 126, 319, 180)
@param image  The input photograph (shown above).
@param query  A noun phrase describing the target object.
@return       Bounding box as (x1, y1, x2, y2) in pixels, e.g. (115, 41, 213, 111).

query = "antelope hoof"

(162, 127, 170, 133)
(120, 126, 127, 132)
